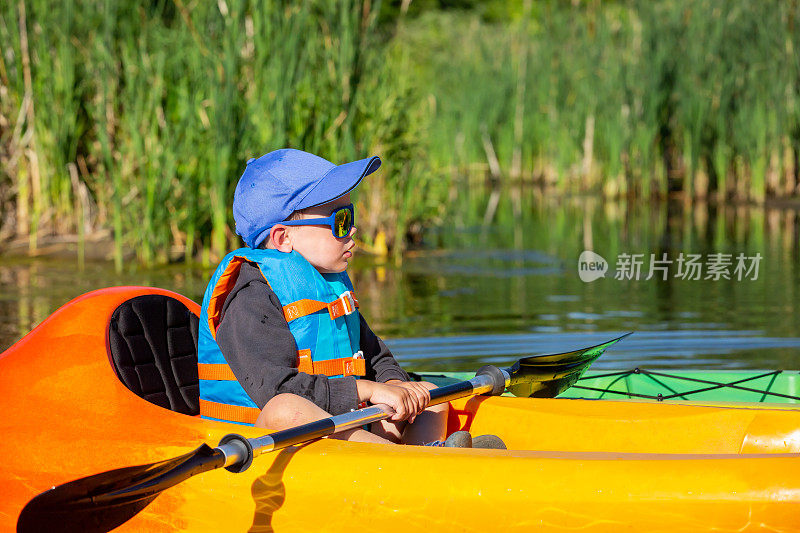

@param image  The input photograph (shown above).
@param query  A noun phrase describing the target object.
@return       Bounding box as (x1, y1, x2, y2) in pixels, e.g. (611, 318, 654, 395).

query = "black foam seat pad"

(107, 294, 200, 415)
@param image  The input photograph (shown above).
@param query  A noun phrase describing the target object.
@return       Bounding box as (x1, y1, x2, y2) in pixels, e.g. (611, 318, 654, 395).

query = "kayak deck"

(416, 369, 800, 404)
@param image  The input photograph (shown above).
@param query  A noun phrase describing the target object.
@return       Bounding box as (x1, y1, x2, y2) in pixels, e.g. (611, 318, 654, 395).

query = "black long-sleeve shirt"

(215, 262, 408, 415)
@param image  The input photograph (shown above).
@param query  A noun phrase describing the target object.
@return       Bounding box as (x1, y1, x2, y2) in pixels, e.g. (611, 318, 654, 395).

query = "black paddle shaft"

(217, 366, 509, 472)
(429, 365, 508, 403)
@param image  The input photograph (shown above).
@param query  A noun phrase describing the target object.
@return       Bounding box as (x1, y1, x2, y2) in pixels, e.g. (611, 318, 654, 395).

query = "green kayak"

(414, 369, 800, 404)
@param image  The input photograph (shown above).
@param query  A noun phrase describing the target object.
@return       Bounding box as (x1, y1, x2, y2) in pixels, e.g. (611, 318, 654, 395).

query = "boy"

(197, 149, 500, 448)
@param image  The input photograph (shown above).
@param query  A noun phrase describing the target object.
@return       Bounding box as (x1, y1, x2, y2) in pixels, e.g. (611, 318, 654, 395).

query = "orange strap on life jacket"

(198, 350, 366, 381)
(282, 291, 359, 322)
(199, 399, 261, 425)
(197, 363, 237, 381)
(297, 348, 366, 377)
(197, 353, 364, 424)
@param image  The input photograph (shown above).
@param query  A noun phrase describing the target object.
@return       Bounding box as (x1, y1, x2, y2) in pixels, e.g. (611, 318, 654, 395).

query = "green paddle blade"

(17, 444, 225, 533)
(506, 333, 632, 398)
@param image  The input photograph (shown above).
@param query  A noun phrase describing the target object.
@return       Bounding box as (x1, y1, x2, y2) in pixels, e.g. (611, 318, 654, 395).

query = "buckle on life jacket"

(282, 291, 359, 322)
(297, 349, 366, 377)
(343, 351, 364, 376)
(338, 291, 356, 316)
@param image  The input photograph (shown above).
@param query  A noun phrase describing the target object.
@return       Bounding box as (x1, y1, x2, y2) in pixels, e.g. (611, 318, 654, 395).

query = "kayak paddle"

(17, 332, 630, 533)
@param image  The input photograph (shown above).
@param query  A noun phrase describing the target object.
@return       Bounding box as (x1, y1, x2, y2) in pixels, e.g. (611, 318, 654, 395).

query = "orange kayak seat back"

(107, 294, 201, 416)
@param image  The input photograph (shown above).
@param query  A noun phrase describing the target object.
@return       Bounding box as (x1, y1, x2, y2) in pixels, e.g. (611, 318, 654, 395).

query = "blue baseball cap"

(233, 148, 381, 248)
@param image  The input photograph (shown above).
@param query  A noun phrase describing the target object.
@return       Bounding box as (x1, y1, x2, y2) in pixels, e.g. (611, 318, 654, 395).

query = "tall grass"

(1, 0, 799, 266)
(1, 0, 430, 265)
(403, 0, 800, 204)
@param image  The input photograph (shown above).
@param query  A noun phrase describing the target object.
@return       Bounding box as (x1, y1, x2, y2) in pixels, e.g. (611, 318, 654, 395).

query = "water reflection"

(387, 331, 800, 371)
(1, 197, 799, 370)
(0, 263, 49, 347)
(0, 259, 212, 351)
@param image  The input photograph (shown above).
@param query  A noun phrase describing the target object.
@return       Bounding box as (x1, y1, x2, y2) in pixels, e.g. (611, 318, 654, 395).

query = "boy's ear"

(269, 225, 293, 252)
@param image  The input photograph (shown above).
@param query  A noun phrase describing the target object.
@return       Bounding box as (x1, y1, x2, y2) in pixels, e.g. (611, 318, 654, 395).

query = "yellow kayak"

(1, 287, 799, 532)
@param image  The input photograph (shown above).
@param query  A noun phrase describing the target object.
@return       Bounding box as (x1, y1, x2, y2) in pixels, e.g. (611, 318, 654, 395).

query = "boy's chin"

(313, 262, 348, 274)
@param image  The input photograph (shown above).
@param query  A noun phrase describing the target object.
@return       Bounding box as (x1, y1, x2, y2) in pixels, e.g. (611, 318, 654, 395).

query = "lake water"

(2, 196, 799, 372)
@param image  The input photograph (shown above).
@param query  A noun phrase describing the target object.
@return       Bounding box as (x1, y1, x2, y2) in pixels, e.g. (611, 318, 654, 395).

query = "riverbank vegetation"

(2, 0, 799, 266)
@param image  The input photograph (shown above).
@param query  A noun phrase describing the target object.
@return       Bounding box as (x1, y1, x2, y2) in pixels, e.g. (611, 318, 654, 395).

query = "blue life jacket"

(197, 248, 363, 425)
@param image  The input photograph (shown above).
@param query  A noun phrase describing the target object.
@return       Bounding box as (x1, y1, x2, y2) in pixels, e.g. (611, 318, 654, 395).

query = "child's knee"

(370, 419, 404, 443)
(256, 393, 327, 429)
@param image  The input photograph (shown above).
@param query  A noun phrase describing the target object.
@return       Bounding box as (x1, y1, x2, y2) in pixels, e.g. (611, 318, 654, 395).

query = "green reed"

(1, 0, 430, 266)
(404, 0, 800, 203)
(1, 0, 799, 266)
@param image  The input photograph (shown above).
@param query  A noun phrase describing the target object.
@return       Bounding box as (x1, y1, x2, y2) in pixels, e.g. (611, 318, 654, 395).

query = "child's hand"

(357, 381, 422, 422)
(385, 380, 431, 416)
